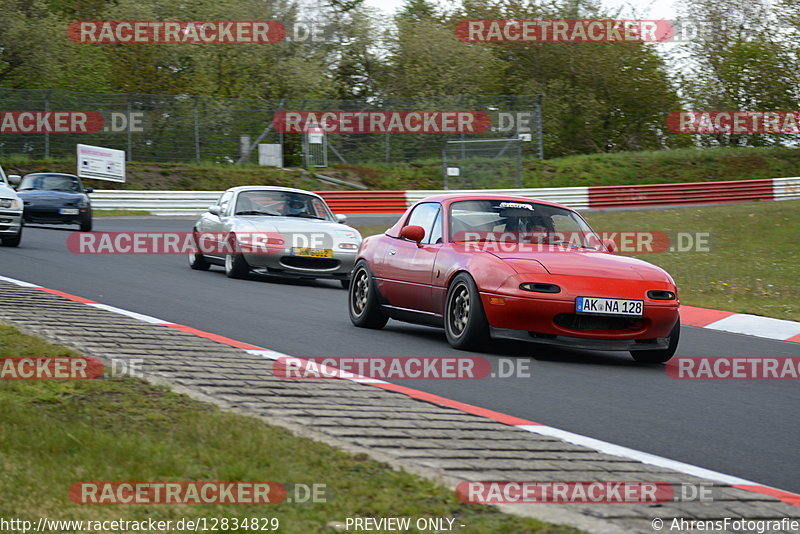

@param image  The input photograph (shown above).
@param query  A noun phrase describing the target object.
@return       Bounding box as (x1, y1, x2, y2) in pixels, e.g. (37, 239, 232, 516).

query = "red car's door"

(378, 203, 443, 313)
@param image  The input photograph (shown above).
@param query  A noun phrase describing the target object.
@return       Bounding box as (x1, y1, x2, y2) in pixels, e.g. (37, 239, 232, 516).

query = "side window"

(218, 192, 233, 216)
(405, 202, 441, 244)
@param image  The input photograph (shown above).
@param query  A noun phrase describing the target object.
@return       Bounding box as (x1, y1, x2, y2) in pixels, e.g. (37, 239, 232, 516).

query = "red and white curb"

(681, 305, 800, 344)
(1, 273, 798, 507)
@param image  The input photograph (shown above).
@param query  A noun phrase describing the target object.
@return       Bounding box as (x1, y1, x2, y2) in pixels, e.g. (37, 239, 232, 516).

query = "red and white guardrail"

(90, 177, 800, 215)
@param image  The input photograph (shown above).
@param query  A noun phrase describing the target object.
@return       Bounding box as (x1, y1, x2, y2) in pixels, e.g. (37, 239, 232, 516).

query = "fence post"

(44, 90, 50, 159)
(536, 94, 544, 160)
(193, 95, 201, 164)
(126, 94, 133, 161)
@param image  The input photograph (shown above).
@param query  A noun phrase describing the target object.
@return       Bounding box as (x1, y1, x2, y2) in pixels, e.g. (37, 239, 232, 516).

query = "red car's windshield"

(449, 199, 602, 250)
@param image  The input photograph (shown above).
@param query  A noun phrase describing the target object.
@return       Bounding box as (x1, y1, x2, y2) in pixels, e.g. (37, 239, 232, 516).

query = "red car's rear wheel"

(349, 261, 388, 329)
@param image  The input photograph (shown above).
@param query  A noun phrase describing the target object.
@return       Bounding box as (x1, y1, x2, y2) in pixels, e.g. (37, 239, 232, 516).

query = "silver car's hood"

(233, 215, 358, 235)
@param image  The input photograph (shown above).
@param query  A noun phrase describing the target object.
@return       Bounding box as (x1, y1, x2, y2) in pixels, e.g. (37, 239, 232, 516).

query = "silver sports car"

(189, 186, 362, 287)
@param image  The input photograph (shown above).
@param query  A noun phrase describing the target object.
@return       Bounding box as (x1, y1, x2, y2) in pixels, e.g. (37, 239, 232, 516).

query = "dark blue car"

(17, 173, 93, 231)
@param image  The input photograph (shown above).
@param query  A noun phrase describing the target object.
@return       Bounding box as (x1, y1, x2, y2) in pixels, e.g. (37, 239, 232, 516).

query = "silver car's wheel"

(444, 273, 489, 350)
(224, 244, 249, 278)
(348, 262, 387, 329)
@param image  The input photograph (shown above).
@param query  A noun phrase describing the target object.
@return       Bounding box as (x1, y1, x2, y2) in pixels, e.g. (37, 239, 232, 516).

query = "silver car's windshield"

(234, 191, 332, 220)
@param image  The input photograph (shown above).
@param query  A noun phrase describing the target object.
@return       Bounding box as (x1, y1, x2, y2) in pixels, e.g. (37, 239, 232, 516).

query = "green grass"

(4, 146, 800, 191)
(581, 201, 800, 321)
(0, 324, 580, 534)
(354, 200, 799, 321)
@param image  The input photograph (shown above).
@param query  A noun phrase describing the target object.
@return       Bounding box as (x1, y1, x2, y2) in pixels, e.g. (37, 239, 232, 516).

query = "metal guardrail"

(89, 177, 800, 216)
(406, 186, 590, 209)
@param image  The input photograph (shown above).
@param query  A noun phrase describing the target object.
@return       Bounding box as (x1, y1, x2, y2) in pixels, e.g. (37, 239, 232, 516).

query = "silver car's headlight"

(338, 243, 359, 250)
(0, 198, 20, 210)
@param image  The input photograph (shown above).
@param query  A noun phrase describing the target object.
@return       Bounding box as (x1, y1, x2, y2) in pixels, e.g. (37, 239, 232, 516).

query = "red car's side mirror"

(400, 225, 425, 246)
(602, 238, 617, 254)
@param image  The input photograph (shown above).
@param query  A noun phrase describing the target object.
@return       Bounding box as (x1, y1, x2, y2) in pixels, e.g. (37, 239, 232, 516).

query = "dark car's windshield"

(449, 199, 602, 250)
(18, 175, 82, 192)
(233, 191, 332, 220)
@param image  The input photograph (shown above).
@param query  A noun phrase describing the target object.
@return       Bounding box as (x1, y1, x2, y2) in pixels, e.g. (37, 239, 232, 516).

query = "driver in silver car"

(286, 196, 308, 216)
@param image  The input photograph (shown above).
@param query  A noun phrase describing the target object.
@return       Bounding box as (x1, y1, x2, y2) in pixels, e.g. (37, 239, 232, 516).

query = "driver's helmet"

(287, 195, 307, 215)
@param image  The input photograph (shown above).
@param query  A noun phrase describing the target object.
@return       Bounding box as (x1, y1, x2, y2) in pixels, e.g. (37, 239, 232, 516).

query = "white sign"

(77, 144, 125, 182)
(446, 167, 460, 177)
(306, 127, 324, 144)
(258, 144, 283, 167)
(518, 133, 532, 142)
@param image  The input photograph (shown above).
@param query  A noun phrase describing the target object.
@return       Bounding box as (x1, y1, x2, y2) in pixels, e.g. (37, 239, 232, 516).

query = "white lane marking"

(245, 349, 281, 360)
(86, 303, 173, 325)
(0, 275, 41, 288)
(704, 314, 800, 341)
(517, 424, 757, 486)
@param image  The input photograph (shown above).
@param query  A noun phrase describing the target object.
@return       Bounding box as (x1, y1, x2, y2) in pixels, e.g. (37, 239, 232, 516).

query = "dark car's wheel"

(630, 318, 680, 363)
(348, 261, 388, 329)
(1, 227, 22, 247)
(444, 273, 490, 350)
(224, 234, 250, 278)
(188, 229, 210, 271)
(79, 210, 92, 232)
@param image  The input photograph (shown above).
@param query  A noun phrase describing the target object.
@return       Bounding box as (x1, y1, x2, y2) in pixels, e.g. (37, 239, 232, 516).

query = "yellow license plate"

(293, 247, 333, 258)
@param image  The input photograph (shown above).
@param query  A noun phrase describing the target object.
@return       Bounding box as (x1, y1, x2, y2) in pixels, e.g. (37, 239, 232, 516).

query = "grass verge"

(582, 201, 799, 321)
(0, 324, 580, 534)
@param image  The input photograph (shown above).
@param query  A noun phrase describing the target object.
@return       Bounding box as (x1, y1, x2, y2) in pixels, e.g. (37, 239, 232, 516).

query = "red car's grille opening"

(554, 313, 644, 331)
(280, 256, 340, 270)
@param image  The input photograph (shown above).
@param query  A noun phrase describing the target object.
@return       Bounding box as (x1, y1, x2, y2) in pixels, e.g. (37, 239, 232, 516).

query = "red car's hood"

(491, 248, 670, 282)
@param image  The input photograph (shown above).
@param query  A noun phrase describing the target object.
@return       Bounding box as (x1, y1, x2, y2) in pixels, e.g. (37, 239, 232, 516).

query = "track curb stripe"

(681, 305, 800, 343)
(1, 274, 799, 507)
(164, 323, 265, 350)
(371, 382, 541, 426)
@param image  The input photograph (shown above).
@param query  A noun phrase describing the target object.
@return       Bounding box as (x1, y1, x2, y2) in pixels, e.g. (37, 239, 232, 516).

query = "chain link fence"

(0, 89, 543, 167)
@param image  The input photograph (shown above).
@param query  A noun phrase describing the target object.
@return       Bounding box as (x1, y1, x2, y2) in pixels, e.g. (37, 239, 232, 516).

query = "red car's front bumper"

(480, 291, 679, 346)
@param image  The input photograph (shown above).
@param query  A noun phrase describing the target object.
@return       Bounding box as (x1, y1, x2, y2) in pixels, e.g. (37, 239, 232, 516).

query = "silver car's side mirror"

(8, 175, 21, 186)
(208, 205, 221, 216)
(335, 213, 347, 224)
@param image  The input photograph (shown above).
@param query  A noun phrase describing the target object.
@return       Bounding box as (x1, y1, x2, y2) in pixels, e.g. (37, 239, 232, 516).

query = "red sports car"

(348, 194, 680, 363)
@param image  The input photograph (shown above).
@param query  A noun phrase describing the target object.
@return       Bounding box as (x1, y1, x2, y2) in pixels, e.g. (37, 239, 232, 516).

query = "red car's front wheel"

(445, 273, 490, 350)
(630, 318, 680, 363)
